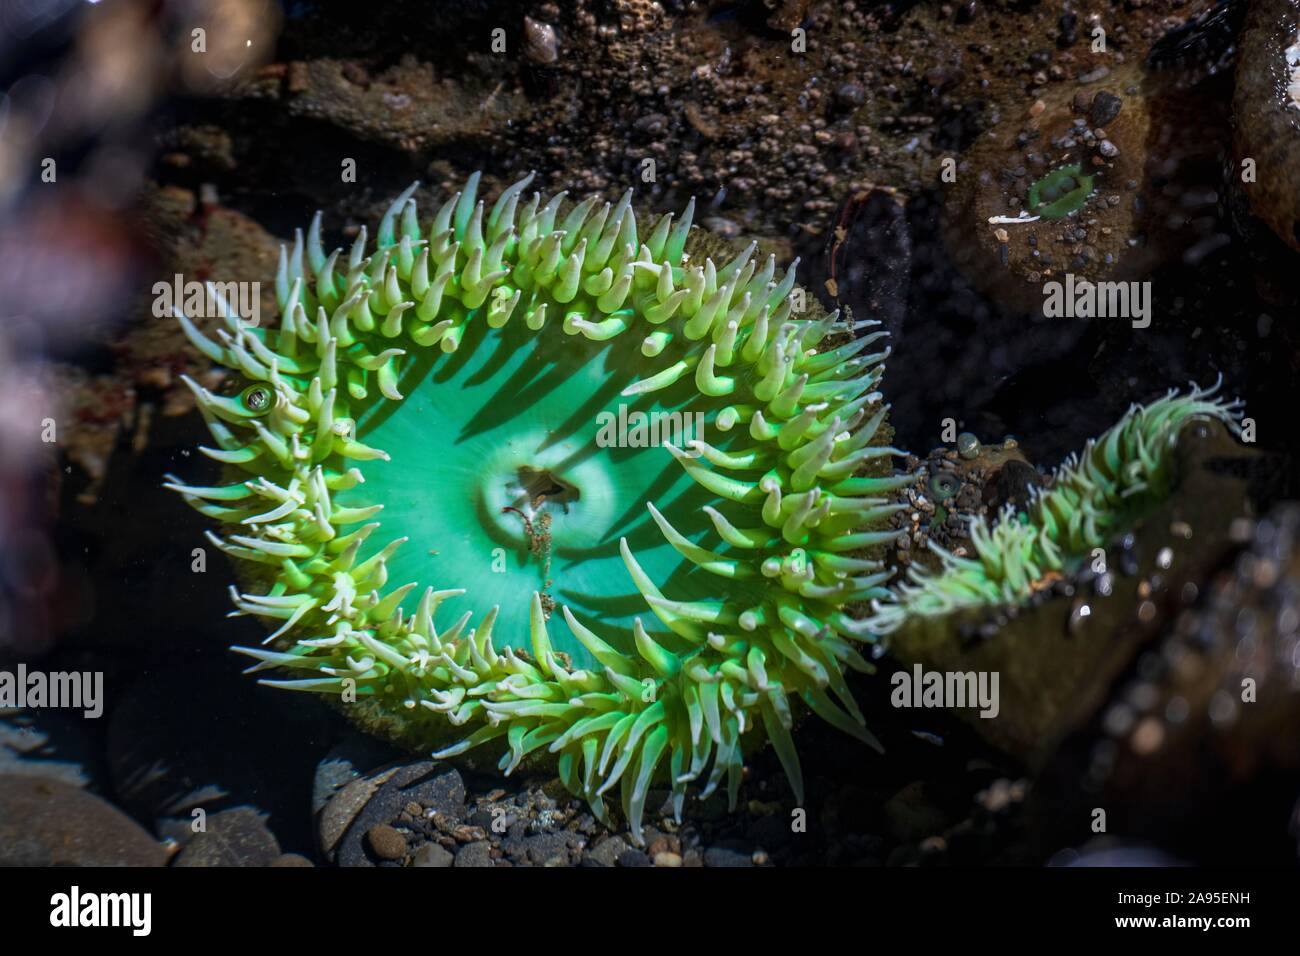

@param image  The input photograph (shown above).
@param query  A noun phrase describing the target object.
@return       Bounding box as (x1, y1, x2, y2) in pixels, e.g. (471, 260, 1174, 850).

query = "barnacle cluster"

(870, 381, 1243, 635)
(165, 173, 911, 842)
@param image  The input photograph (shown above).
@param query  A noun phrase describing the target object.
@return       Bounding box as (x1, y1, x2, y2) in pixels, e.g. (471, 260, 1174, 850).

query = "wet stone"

(0, 775, 165, 867)
(703, 842, 754, 867)
(504, 831, 579, 866)
(454, 840, 494, 868)
(1058, 12, 1078, 45)
(835, 82, 866, 108)
(587, 835, 630, 867)
(317, 765, 401, 862)
(366, 823, 407, 861)
(1089, 91, 1123, 127)
(413, 842, 454, 867)
(332, 761, 466, 867)
(986, 459, 1042, 511)
(312, 733, 403, 815)
(174, 807, 282, 867)
(0, 709, 104, 791)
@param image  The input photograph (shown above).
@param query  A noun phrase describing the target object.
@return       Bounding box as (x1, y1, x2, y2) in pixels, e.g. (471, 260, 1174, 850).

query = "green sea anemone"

(165, 173, 911, 842)
(1027, 164, 1095, 219)
(869, 381, 1243, 635)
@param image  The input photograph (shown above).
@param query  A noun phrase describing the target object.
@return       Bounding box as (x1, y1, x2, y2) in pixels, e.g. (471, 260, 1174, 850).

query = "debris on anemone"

(164, 173, 911, 843)
(869, 380, 1244, 636)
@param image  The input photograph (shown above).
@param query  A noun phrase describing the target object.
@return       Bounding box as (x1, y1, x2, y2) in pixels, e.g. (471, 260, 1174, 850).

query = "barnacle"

(870, 381, 1243, 634)
(165, 173, 911, 843)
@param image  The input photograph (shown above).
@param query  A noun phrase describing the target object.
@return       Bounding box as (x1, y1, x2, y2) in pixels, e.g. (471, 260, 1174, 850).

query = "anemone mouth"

(166, 172, 912, 843)
(1027, 164, 1096, 219)
(515, 467, 579, 508)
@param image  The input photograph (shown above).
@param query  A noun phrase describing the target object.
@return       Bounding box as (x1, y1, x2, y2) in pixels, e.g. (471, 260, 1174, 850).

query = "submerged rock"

(1033, 501, 1300, 863)
(173, 807, 282, 867)
(943, 60, 1230, 313)
(0, 775, 165, 866)
(1233, 0, 1300, 253)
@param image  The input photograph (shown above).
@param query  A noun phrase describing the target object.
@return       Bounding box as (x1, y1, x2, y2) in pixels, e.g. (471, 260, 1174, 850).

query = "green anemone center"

(336, 310, 761, 667)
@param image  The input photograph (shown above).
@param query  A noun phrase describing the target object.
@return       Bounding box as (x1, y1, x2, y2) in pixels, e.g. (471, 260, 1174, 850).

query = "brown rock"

(0, 775, 165, 866)
(174, 807, 281, 867)
(366, 824, 407, 861)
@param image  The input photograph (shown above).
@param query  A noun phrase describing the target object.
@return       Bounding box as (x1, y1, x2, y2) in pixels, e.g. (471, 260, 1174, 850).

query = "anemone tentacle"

(868, 380, 1244, 635)
(167, 172, 908, 843)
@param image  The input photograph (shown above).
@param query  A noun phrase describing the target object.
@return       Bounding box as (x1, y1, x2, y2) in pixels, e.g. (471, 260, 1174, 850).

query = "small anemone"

(1027, 164, 1095, 219)
(928, 471, 960, 501)
(870, 379, 1244, 635)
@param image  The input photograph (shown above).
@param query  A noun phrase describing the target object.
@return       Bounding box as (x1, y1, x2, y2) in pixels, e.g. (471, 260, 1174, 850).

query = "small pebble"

(413, 843, 455, 867)
(835, 82, 866, 108)
(1088, 90, 1122, 127)
(366, 824, 407, 861)
(522, 17, 559, 65)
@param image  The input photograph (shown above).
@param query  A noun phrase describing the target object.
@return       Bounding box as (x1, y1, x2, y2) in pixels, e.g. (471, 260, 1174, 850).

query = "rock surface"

(0, 775, 165, 866)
